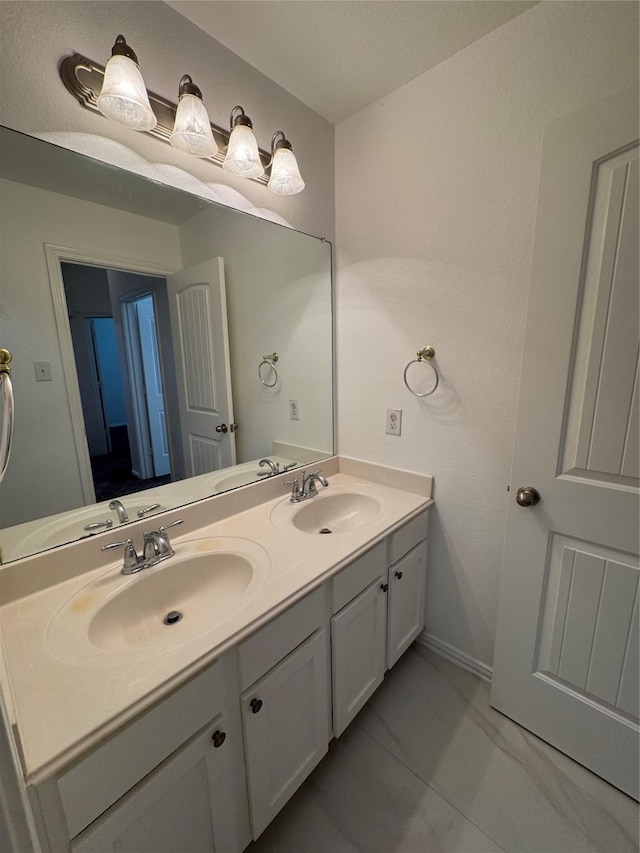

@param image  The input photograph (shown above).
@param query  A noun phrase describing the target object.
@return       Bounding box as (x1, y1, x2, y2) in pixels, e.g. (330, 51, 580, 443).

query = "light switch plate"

(34, 361, 52, 381)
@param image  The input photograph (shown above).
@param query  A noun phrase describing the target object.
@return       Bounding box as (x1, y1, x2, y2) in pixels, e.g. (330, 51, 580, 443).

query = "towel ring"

(403, 346, 439, 397)
(259, 353, 279, 388)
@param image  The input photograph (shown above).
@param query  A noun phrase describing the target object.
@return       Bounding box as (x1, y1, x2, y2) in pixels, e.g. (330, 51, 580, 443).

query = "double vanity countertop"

(0, 457, 432, 784)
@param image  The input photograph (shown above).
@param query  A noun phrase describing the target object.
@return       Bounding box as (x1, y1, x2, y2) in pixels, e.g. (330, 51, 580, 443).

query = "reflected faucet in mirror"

(0, 125, 333, 563)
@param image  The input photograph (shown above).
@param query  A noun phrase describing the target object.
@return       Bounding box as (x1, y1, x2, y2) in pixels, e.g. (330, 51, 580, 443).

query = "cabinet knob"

(250, 698, 263, 713)
(380, 583, 389, 593)
(211, 730, 226, 748)
(394, 570, 403, 579)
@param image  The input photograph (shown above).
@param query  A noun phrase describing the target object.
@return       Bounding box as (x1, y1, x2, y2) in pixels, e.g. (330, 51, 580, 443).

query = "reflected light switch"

(34, 361, 52, 381)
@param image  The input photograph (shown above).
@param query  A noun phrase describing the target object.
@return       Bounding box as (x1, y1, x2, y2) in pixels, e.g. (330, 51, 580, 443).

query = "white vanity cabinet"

(237, 587, 330, 838)
(25, 505, 430, 852)
(331, 511, 428, 736)
(35, 653, 251, 853)
(71, 716, 248, 853)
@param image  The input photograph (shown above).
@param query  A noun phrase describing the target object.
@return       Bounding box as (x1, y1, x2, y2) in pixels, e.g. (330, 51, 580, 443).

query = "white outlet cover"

(386, 407, 402, 436)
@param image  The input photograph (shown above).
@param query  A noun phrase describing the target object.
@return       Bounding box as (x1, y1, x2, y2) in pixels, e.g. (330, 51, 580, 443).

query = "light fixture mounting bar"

(59, 53, 271, 185)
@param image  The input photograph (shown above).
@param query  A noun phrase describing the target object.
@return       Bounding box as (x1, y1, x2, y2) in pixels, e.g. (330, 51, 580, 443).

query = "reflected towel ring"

(259, 352, 279, 388)
(403, 346, 439, 397)
(0, 348, 14, 483)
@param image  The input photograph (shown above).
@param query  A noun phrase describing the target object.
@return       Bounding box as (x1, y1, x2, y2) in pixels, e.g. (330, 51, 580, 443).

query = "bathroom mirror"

(0, 125, 333, 562)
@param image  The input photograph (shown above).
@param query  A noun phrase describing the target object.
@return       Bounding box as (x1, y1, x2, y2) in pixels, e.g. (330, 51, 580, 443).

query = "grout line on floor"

(351, 718, 510, 853)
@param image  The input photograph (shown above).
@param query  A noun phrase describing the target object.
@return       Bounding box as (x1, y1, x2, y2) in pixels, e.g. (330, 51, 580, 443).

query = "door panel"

(491, 89, 640, 799)
(136, 296, 170, 477)
(167, 259, 236, 478)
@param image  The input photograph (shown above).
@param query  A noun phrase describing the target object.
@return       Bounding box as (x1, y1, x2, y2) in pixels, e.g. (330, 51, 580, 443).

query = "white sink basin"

(14, 500, 166, 554)
(214, 470, 263, 491)
(270, 485, 385, 534)
(47, 537, 269, 663)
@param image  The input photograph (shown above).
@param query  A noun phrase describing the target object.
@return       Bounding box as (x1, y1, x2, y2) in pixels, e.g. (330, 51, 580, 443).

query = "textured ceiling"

(166, 1, 538, 124)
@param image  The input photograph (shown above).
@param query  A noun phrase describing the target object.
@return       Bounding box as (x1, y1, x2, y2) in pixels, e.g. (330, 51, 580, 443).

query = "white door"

(332, 577, 387, 737)
(166, 259, 236, 478)
(136, 296, 170, 477)
(387, 541, 427, 669)
(491, 89, 639, 800)
(107, 270, 161, 480)
(72, 719, 250, 853)
(241, 629, 329, 838)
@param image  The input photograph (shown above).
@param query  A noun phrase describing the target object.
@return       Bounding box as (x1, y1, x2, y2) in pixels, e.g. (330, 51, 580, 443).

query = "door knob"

(230, 423, 239, 432)
(516, 486, 541, 507)
(250, 698, 263, 713)
(215, 424, 228, 433)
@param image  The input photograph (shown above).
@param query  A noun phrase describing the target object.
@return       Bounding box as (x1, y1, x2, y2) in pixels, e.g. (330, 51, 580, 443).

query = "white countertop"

(0, 463, 432, 784)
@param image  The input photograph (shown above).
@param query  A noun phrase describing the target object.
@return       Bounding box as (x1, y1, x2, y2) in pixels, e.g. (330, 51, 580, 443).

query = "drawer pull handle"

(211, 730, 226, 748)
(395, 570, 403, 579)
(380, 583, 389, 593)
(250, 698, 263, 713)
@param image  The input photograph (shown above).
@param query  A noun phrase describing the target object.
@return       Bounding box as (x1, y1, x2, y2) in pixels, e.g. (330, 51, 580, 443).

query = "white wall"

(335, 1, 639, 667)
(0, 1, 334, 242)
(179, 207, 333, 463)
(0, 178, 181, 526)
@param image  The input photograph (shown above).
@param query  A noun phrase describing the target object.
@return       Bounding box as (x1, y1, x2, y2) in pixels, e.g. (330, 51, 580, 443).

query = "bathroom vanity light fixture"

(223, 106, 263, 178)
(59, 39, 305, 194)
(96, 35, 156, 131)
(268, 131, 305, 195)
(170, 74, 217, 158)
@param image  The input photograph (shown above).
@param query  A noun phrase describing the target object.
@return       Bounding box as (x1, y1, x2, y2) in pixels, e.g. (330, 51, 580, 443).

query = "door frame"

(45, 245, 175, 504)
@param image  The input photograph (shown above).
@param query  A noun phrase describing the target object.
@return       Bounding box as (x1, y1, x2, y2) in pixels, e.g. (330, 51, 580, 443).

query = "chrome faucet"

(109, 499, 129, 524)
(258, 458, 279, 476)
(286, 470, 329, 503)
(101, 519, 183, 574)
(142, 520, 184, 566)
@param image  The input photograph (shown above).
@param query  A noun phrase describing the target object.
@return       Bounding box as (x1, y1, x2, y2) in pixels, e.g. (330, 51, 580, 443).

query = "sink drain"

(163, 610, 183, 625)
(319, 528, 332, 534)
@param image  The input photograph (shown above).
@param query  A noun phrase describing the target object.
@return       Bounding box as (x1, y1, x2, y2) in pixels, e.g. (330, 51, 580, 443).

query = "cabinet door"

(242, 629, 329, 838)
(331, 576, 387, 737)
(71, 715, 250, 853)
(387, 541, 427, 668)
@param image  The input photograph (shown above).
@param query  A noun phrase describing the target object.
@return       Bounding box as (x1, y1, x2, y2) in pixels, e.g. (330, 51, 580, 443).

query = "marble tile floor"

(248, 645, 639, 853)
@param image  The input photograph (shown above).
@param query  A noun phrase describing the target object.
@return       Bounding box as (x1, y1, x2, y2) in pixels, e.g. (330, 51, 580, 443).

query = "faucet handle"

(285, 478, 301, 501)
(159, 519, 184, 535)
(101, 538, 142, 571)
(137, 503, 161, 518)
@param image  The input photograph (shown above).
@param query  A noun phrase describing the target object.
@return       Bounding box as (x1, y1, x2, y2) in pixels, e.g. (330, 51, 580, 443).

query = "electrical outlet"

(289, 399, 300, 420)
(386, 407, 402, 436)
(34, 361, 52, 381)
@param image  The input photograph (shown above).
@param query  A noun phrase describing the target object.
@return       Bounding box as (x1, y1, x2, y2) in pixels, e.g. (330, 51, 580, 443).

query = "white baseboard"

(416, 631, 493, 683)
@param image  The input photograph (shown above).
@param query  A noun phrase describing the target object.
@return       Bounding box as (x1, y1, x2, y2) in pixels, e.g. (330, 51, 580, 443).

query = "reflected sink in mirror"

(211, 456, 297, 493)
(0, 500, 165, 562)
(47, 537, 270, 664)
(270, 485, 386, 535)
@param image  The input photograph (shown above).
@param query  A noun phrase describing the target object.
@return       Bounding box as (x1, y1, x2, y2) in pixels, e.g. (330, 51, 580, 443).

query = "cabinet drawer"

(388, 510, 429, 565)
(58, 654, 234, 839)
(331, 542, 386, 614)
(237, 586, 325, 691)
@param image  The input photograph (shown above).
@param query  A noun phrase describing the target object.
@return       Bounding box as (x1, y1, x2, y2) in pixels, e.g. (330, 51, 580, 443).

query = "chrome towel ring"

(259, 352, 279, 388)
(403, 346, 439, 397)
(0, 348, 14, 483)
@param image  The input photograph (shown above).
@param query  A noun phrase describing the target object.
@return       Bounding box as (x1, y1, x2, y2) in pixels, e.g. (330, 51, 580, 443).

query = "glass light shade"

(223, 124, 264, 178)
(268, 147, 305, 195)
(97, 54, 156, 131)
(170, 94, 217, 157)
